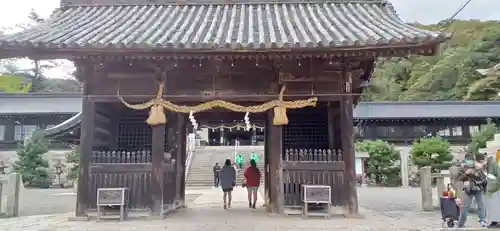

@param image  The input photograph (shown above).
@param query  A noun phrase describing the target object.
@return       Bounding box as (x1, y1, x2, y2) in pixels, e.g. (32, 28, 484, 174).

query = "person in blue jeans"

(458, 153, 487, 228)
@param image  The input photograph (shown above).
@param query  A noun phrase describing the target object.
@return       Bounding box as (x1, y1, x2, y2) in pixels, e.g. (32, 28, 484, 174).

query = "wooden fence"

(282, 149, 345, 206)
(86, 150, 175, 211)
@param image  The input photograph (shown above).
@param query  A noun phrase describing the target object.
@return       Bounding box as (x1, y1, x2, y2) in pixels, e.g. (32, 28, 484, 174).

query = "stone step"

(186, 146, 265, 186)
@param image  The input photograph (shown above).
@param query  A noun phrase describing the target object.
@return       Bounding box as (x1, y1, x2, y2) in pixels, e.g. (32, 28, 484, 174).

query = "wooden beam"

(151, 123, 166, 216)
(107, 73, 156, 79)
(89, 163, 174, 173)
(87, 94, 344, 103)
(282, 162, 344, 171)
(2, 42, 441, 61)
(340, 61, 358, 215)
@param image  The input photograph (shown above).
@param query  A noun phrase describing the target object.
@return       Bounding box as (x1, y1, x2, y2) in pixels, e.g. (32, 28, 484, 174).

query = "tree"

(1, 9, 81, 93)
(13, 131, 51, 188)
(468, 119, 498, 154)
(363, 20, 500, 102)
(410, 136, 453, 172)
(0, 75, 31, 93)
(356, 140, 400, 186)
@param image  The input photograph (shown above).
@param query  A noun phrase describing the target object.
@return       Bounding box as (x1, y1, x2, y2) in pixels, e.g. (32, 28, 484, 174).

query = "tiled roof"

(0, 93, 82, 114)
(354, 101, 500, 119)
(0, 1, 448, 51)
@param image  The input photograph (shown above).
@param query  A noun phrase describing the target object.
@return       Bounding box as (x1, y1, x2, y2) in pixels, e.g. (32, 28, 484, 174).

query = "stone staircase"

(186, 146, 265, 187)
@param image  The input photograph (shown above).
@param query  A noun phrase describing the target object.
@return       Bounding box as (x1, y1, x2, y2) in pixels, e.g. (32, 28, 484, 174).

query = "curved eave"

(43, 112, 82, 140)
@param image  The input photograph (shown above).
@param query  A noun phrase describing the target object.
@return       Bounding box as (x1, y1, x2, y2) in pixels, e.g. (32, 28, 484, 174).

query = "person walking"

(213, 162, 221, 187)
(458, 153, 487, 228)
(243, 159, 261, 209)
(249, 152, 259, 163)
(235, 153, 244, 169)
(219, 159, 236, 209)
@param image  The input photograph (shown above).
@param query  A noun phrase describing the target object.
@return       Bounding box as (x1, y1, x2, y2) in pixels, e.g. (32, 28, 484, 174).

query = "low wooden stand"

(302, 185, 331, 218)
(96, 188, 129, 221)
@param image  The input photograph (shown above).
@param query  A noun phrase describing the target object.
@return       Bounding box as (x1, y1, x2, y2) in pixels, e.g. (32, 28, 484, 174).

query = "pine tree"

(410, 136, 453, 172)
(468, 119, 498, 154)
(13, 131, 50, 188)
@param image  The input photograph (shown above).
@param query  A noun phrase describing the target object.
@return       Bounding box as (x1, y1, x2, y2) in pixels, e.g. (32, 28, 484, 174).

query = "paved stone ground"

(20, 188, 76, 216)
(2, 187, 487, 231)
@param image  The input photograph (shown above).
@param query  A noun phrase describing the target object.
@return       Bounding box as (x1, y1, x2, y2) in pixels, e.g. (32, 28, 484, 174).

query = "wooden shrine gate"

(0, 0, 447, 219)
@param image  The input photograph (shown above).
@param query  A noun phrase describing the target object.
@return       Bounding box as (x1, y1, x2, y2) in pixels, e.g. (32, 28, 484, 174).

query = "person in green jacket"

(235, 153, 244, 169)
(249, 152, 259, 163)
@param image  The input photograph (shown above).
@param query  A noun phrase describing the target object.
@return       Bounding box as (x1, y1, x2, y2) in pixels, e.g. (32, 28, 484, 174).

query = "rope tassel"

(273, 86, 289, 125)
(119, 80, 167, 126)
(147, 104, 166, 125)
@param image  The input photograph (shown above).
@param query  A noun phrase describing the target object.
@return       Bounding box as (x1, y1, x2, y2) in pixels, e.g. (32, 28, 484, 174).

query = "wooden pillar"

(340, 60, 358, 215)
(75, 99, 95, 217)
(267, 110, 284, 214)
(174, 114, 187, 206)
(264, 121, 271, 209)
(151, 123, 166, 216)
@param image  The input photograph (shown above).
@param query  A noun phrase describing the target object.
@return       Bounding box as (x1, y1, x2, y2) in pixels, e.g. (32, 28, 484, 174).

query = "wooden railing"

(91, 150, 152, 163)
(282, 149, 345, 207)
(284, 149, 343, 162)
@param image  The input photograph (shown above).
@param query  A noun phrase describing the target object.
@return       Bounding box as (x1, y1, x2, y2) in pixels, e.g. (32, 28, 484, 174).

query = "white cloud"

(0, 0, 499, 79)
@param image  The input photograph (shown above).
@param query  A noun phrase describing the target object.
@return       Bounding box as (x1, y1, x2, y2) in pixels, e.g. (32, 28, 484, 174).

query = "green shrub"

(356, 140, 401, 186)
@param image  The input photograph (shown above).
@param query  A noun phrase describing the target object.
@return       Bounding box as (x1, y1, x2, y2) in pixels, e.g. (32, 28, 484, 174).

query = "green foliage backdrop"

(362, 20, 500, 101)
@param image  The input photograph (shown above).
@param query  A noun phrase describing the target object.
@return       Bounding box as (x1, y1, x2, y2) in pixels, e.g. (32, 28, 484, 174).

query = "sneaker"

(223, 204, 227, 210)
(480, 221, 487, 227)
